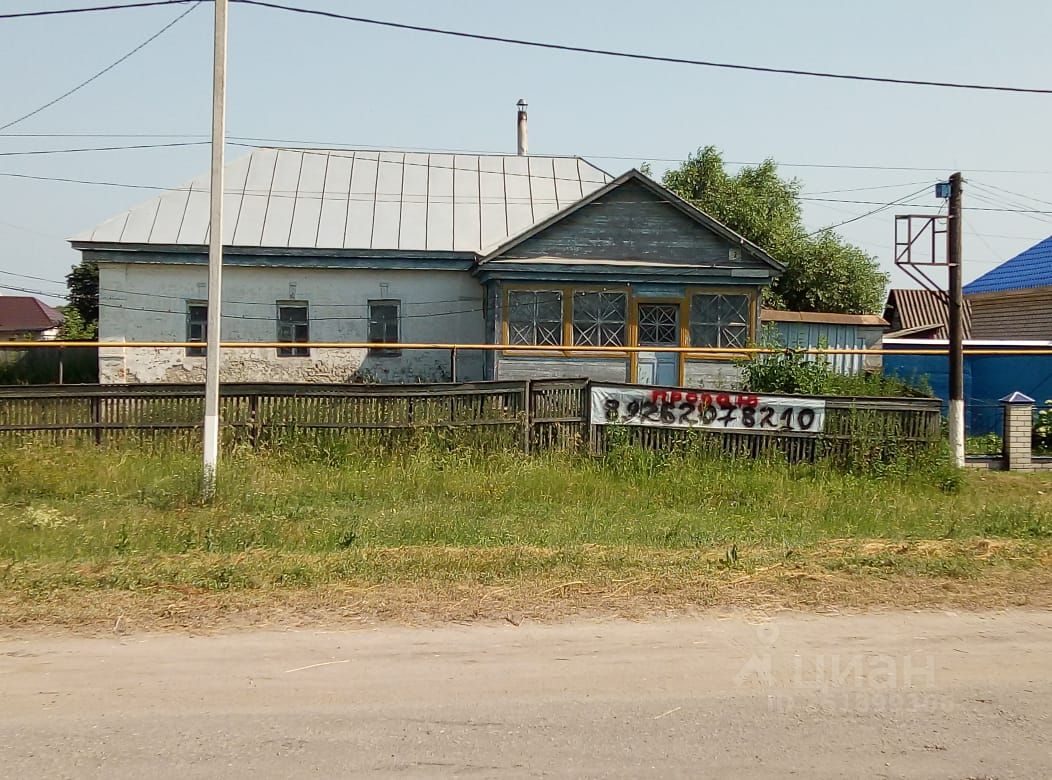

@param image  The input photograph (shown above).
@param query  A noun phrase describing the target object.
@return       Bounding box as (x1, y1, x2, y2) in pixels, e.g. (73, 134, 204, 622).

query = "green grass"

(1, 440, 1049, 566)
(3, 441, 1052, 629)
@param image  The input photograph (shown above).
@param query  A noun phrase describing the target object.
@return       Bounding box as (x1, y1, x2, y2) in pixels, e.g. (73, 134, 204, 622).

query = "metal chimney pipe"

(516, 99, 528, 156)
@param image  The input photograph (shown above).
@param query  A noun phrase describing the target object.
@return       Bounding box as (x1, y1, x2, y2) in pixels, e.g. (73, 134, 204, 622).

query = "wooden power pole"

(947, 172, 964, 467)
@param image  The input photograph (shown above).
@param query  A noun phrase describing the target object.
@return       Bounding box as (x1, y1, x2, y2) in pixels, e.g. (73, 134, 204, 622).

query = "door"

(636, 302, 680, 386)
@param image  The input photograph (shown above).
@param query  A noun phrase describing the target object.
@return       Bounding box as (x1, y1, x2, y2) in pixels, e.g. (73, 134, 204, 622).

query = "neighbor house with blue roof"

(965, 234, 1052, 339)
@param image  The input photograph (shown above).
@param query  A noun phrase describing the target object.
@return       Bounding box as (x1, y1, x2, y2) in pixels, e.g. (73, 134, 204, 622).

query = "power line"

(969, 183, 1052, 220)
(232, 0, 1052, 95)
(0, 266, 483, 309)
(9, 166, 1052, 219)
(966, 189, 1052, 225)
(2, 131, 1052, 176)
(0, 141, 210, 157)
(0, 217, 65, 241)
(0, 280, 495, 322)
(0, 2, 202, 132)
(0, 1, 192, 21)
(970, 180, 1052, 209)
(800, 194, 1052, 215)
(806, 185, 934, 236)
(0, 170, 167, 191)
(803, 180, 935, 196)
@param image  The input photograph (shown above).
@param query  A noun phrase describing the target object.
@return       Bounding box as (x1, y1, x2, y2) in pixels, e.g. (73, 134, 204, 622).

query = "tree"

(57, 306, 97, 341)
(661, 146, 888, 315)
(65, 259, 99, 330)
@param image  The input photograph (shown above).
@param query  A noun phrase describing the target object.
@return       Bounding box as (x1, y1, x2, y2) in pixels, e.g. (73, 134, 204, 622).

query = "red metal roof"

(0, 296, 64, 334)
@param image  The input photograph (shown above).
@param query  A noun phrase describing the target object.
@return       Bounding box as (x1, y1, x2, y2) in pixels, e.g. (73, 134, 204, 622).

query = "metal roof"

(963, 234, 1052, 295)
(0, 296, 63, 333)
(883, 288, 972, 339)
(71, 148, 613, 254)
(760, 309, 888, 327)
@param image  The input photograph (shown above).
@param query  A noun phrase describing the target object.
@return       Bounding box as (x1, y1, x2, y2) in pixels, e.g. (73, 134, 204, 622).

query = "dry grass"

(2, 442, 1051, 635)
(3, 540, 1050, 636)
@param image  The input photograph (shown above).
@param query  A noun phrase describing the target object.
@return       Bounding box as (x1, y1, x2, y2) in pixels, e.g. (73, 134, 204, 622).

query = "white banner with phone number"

(591, 385, 826, 433)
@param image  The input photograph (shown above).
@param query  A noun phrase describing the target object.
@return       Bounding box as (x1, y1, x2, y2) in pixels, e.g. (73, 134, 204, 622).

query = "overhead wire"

(230, 0, 1052, 95)
(0, 280, 497, 322)
(2, 134, 1052, 178)
(0, 267, 487, 310)
(0, 2, 203, 132)
(9, 166, 1052, 221)
(966, 189, 1052, 226)
(8, 2, 1045, 94)
(0, 1, 192, 20)
(968, 182, 1052, 218)
(0, 141, 210, 156)
(970, 180, 1052, 209)
(805, 185, 934, 236)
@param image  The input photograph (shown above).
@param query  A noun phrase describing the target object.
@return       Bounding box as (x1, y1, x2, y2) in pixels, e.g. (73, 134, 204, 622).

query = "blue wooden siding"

(497, 179, 770, 270)
(770, 322, 874, 374)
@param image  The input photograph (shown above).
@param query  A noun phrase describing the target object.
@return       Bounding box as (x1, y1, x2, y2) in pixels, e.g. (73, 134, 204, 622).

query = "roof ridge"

(256, 146, 592, 160)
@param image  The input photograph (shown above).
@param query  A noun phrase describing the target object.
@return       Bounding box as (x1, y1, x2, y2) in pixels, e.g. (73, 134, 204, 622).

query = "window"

(186, 302, 207, 357)
(276, 302, 309, 357)
(689, 293, 750, 348)
(507, 290, 563, 346)
(368, 300, 400, 355)
(638, 303, 680, 345)
(572, 291, 626, 347)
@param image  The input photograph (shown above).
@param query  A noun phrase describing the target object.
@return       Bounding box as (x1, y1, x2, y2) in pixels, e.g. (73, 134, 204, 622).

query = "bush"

(1034, 402, 1052, 454)
(740, 348, 925, 398)
(739, 328, 928, 398)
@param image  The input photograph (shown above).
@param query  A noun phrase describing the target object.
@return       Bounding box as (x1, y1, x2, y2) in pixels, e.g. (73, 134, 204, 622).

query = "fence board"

(0, 379, 941, 460)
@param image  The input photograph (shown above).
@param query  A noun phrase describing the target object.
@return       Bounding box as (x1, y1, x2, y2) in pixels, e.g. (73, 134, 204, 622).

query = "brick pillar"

(1001, 392, 1035, 471)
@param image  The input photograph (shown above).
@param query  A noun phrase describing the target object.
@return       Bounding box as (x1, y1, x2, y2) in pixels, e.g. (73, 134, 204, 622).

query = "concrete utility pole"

(947, 172, 965, 468)
(202, 0, 228, 499)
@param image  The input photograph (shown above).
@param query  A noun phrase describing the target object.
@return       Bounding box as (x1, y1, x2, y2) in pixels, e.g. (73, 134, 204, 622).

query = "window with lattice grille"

(572, 291, 626, 347)
(637, 303, 680, 345)
(507, 290, 563, 346)
(689, 293, 750, 348)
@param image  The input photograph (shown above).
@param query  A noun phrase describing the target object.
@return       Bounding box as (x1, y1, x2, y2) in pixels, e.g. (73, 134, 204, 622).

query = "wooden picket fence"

(0, 379, 941, 461)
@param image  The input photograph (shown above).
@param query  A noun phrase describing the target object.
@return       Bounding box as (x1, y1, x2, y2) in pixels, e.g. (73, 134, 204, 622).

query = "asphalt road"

(2, 610, 1049, 778)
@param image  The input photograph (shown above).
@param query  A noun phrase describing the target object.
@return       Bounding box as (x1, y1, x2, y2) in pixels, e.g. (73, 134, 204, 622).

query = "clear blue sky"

(2, 0, 1051, 305)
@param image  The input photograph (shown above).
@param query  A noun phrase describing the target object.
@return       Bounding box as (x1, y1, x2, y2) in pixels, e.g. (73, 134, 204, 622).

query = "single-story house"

(0, 296, 64, 340)
(964, 234, 1052, 339)
(72, 146, 784, 385)
(882, 288, 972, 340)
